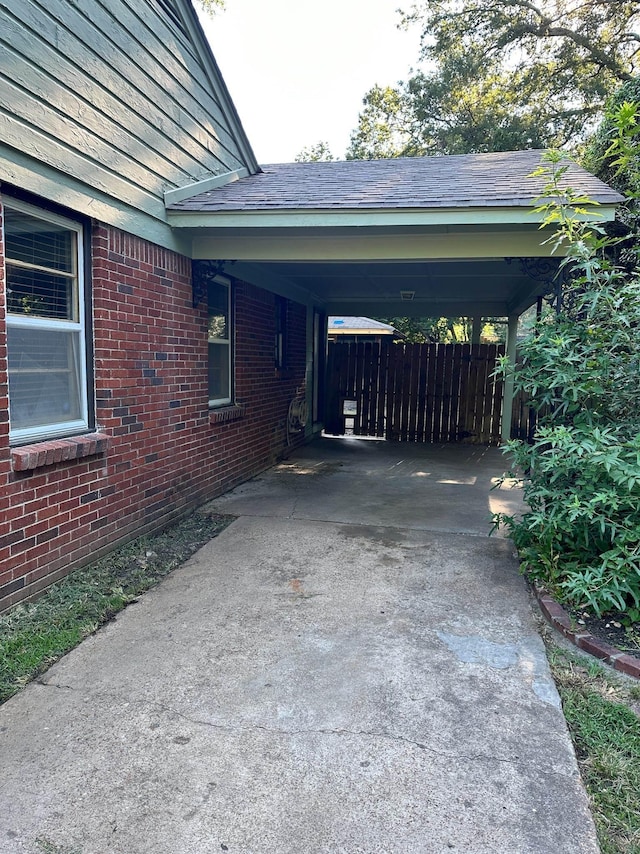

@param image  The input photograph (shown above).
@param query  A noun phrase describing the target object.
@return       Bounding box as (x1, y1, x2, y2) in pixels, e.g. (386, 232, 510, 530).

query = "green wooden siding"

(0, 0, 256, 249)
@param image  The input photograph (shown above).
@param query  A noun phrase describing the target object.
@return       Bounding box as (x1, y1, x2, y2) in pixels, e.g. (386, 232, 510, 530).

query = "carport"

(0, 154, 618, 853)
(167, 150, 621, 443)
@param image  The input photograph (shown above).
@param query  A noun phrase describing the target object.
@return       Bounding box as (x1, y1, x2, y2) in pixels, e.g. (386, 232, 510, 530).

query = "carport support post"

(471, 315, 482, 345)
(500, 313, 519, 444)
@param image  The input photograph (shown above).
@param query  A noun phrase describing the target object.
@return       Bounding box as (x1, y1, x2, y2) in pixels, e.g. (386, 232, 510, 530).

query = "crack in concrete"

(152, 703, 521, 766)
(287, 494, 299, 519)
(35, 679, 74, 690)
(210, 511, 492, 538)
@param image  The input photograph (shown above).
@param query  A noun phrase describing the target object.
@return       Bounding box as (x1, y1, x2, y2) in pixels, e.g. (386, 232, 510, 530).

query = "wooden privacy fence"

(511, 383, 537, 442)
(325, 341, 505, 445)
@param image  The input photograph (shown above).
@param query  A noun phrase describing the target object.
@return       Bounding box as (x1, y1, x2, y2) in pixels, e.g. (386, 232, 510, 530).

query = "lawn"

(546, 638, 640, 854)
(0, 511, 233, 704)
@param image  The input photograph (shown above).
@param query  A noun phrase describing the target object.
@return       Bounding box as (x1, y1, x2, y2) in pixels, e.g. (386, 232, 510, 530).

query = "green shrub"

(495, 118, 640, 617)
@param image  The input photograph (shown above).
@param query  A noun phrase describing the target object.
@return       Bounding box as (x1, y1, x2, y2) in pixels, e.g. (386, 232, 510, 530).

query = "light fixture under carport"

(400, 290, 415, 301)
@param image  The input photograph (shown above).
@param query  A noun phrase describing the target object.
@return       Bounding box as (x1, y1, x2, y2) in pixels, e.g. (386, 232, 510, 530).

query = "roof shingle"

(168, 150, 622, 213)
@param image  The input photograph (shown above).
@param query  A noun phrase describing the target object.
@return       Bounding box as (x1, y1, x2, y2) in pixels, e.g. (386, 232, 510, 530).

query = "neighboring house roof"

(167, 150, 623, 212)
(329, 317, 400, 336)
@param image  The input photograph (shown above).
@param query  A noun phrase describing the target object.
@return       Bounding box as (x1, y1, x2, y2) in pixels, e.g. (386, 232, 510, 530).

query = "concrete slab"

(206, 438, 525, 537)
(0, 439, 598, 853)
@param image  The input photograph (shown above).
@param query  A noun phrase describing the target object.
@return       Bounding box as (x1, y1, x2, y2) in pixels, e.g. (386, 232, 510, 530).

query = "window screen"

(4, 201, 89, 443)
(207, 278, 231, 406)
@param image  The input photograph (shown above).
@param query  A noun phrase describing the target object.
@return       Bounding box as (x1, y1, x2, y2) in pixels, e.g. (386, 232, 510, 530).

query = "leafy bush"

(495, 121, 640, 617)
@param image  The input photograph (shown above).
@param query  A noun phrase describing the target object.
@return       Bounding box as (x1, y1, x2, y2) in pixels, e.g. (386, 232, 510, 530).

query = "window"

(207, 276, 232, 406)
(4, 200, 89, 444)
(274, 296, 287, 369)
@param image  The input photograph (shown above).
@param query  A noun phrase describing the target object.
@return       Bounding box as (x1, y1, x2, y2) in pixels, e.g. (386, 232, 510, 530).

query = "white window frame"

(4, 198, 89, 444)
(208, 275, 232, 407)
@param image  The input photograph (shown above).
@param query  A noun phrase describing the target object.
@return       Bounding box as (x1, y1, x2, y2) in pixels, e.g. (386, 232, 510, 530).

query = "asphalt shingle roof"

(329, 316, 398, 332)
(168, 150, 623, 213)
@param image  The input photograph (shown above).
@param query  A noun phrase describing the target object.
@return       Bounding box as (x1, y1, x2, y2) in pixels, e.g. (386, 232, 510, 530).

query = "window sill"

(209, 404, 246, 425)
(11, 433, 110, 472)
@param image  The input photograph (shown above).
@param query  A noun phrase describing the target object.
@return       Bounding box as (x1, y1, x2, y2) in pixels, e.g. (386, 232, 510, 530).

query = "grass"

(0, 511, 233, 705)
(546, 639, 640, 854)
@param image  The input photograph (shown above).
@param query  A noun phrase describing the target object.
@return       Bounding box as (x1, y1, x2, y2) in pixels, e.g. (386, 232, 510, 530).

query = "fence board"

(407, 344, 421, 441)
(326, 341, 505, 444)
(415, 344, 428, 441)
(353, 341, 365, 435)
(375, 343, 389, 438)
(448, 344, 463, 442)
(441, 342, 455, 442)
(423, 344, 437, 443)
(389, 344, 404, 442)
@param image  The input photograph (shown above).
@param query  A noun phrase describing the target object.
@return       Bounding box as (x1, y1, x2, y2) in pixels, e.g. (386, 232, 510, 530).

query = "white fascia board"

(164, 168, 250, 207)
(167, 203, 618, 230)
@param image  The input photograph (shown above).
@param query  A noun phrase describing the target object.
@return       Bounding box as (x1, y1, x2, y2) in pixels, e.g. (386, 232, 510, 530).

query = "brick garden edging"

(535, 587, 640, 680)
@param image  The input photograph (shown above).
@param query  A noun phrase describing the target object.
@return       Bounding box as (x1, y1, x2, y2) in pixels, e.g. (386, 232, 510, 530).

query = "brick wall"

(0, 204, 308, 610)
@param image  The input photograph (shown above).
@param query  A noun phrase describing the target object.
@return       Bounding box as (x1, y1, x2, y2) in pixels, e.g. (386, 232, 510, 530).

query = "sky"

(198, 0, 422, 164)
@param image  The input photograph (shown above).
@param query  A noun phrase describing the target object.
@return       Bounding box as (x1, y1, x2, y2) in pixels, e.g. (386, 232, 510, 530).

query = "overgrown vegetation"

(494, 105, 640, 619)
(546, 640, 640, 854)
(584, 79, 640, 271)
(0, 512, 233, 704)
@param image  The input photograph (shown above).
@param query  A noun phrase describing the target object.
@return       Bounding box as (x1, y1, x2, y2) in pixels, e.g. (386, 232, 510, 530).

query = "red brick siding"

(0, 204, 307, 609)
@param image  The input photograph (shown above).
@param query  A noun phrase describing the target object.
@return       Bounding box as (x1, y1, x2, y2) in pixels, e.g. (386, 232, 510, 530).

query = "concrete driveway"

(0, 438, 599, 853)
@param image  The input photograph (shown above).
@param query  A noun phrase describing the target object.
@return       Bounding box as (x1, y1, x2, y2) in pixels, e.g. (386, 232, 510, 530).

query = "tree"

(347, 86, 418, 160)
(347, 69, 559, 159)
(375, 316, 507, 344)
(348, 0, 640, 158)
(582, 79, 640, 269)
(196, 0, 225, 13)
(375, 316, 468, 343)
(294, 142, 335, 162)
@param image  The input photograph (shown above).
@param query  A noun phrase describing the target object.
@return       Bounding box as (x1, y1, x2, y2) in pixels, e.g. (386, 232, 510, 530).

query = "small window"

(4, 200, 89, 444)
(275, 296, 287, 369)
(208, 276, 232, 406)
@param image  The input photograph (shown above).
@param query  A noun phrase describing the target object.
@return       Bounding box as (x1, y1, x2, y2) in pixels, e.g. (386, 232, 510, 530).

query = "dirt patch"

(566, 606, 640, 656)
(0, 511, 236, 704)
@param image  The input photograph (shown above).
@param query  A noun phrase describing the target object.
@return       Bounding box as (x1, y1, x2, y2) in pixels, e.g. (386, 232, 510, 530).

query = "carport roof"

(167, 149, 623, 212)
(172, 150, 623, 320)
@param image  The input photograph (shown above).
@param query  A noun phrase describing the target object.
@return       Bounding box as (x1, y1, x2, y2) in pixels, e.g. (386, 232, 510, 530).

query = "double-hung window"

(4, 199, 89, 444)
(207, 276, 232, 406)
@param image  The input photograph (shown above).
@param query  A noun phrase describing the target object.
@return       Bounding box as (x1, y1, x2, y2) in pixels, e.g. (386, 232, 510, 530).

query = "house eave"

(189, 226, 570, 262)
(166, 203, 618, 230)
